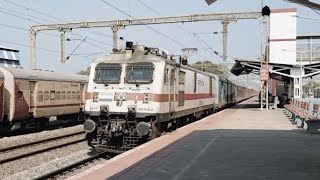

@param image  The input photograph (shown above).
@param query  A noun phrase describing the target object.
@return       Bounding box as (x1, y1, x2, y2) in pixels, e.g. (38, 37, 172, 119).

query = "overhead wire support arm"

(31, 12, 261, 32)
(29, 11, 262, 69)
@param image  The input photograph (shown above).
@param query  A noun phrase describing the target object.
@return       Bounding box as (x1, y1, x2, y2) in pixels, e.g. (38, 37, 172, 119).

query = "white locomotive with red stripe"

(0, 67, 88, 133)
(84, 42, 256, 152)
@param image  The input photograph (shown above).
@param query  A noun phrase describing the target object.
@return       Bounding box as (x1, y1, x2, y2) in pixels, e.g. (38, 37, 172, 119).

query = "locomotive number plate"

(137, 107, 154, 112)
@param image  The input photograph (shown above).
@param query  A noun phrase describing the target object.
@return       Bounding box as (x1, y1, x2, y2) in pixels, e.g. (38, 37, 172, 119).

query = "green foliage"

(190, 60, 229, 77)
(77, 67, 90, 75)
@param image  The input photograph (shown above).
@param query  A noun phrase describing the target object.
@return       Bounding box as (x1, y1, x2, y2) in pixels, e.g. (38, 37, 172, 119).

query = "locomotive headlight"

(83, 119, 96, 133)
(114, 92, 127, 101)
(143, 93, 150, 103)
(136, 122, 151, 136)
(93, 92, 99, 102)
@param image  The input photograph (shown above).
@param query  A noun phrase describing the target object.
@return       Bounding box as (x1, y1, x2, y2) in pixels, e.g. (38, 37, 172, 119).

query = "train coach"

(83, 42, 256, 153)
(0, 67, 88, 132)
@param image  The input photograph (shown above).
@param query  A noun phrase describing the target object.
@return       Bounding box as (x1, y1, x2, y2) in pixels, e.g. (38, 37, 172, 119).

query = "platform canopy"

(285, 0, 320, 11)
(0, 47, 21, 68)
(230, 58, 320, 81)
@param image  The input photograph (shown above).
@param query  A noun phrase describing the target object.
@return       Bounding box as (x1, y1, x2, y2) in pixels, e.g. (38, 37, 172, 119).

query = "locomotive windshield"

(94, 63, 122, 84)
(126, 63, 154, 84)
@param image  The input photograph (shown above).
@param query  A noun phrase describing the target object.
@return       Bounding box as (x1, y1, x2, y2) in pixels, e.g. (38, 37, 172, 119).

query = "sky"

(0, 0, 320, 79)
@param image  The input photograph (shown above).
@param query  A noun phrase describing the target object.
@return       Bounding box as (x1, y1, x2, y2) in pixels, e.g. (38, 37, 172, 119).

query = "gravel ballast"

(0, 125, 83, 151)
(0, 125, 92, 179)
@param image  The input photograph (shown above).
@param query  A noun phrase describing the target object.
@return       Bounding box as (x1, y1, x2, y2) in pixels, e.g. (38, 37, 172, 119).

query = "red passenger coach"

(0, 67, 88, 131)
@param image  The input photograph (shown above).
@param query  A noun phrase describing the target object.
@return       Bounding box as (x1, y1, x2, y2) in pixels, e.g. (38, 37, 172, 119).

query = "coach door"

(169, 68, 175, 113)
(29, 81, 36, 111)
(80, 83, 85, 106)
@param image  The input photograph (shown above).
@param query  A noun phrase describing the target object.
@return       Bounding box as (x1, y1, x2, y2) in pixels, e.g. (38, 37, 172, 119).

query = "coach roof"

(0, 67, 88, 82)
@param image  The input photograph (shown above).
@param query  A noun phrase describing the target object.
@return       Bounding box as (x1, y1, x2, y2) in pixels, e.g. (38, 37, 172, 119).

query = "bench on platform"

(284, 98, 320, 133)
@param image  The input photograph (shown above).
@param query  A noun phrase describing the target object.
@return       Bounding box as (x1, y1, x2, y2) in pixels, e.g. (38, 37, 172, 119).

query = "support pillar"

(221, 20, 229, 62)
(30, 28, 37, 69)
(60, 31, 66, 63)
(112, 27, 118, 51)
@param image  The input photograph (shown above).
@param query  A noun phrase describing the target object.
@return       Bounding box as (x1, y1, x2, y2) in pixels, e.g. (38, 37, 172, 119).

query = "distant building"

(0, 46, 21, 68)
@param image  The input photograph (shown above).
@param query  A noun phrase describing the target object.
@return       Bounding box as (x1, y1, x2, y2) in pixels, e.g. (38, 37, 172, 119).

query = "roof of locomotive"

(0, 67, 88, 82)
(93, 45, 171, 64)
(93, 45, 227, 80)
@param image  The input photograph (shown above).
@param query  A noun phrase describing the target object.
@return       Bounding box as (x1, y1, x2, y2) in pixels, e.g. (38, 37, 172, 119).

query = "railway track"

(0, 131, 86, 164)
(34, 151, 117, 180)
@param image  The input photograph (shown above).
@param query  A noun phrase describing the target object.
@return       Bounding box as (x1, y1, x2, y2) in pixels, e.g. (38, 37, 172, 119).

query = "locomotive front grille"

(99, 136, 141, 153)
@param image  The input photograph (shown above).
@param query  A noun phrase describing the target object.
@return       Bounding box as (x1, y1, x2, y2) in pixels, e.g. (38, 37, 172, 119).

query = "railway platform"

(70, 97, 320, 180)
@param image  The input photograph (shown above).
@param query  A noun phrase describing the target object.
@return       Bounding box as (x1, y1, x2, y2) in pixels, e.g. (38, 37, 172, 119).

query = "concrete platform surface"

(70, 98, 320, 180)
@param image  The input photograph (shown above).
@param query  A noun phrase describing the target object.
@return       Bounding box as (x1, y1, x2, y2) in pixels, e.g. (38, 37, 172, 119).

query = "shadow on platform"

(110, 129, 320, 180)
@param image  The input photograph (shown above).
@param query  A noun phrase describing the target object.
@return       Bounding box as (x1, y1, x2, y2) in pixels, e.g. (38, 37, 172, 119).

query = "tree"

(190, 60, 229, 77)
(77, 66, 90, 75)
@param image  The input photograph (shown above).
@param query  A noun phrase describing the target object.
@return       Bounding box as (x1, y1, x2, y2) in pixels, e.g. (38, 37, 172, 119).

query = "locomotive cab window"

(94, 63, 122, 84)
(126, 63, 154, 84)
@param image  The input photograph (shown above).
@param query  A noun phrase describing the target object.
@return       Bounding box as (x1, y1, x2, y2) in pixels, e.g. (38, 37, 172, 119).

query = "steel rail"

(0, 131, 85, 153)
(34, 151, 117, 180)
(0, 138, 86, 164)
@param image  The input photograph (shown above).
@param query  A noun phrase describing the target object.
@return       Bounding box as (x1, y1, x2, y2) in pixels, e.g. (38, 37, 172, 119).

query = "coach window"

(72, 91, 76, 99)
(56, 91, 61, 100)
(194, 73, 197, 93)
(94, 63, 122, 84)
(61, 92, 66, 100)
(44, 91, 49, 101)
(38, 91, 43, 102)
(17, 91, 24, 100)
(50, 91, 55, 101)
(67, 92, 71, 100)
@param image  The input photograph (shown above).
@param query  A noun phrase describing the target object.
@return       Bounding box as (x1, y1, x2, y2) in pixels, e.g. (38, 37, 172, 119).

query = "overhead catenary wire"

(135, 0, 222, 60)
(0, 39, 104, 58)
(100, 0, 185, 47)
(2, 0, 113, 39)
(1, 0, 113, 48)
(0, 22, 110, 52)
(66, 38, 87, 60)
